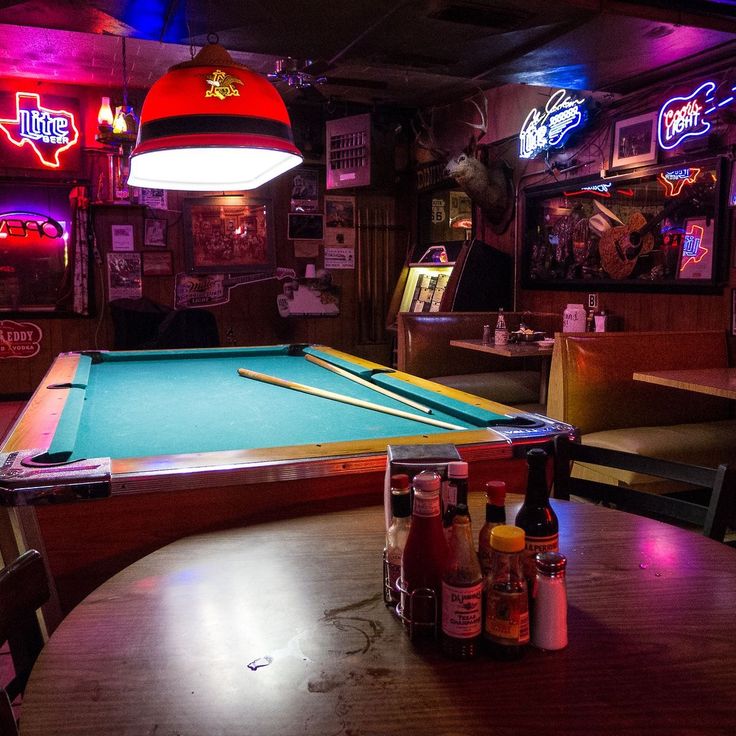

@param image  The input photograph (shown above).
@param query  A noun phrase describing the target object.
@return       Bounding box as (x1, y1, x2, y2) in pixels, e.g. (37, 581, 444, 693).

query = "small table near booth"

(19, 495, 736, 736)
(633, 367, 736, 400)
(0, 343, 572, 625)
(450, 338, 554, 405)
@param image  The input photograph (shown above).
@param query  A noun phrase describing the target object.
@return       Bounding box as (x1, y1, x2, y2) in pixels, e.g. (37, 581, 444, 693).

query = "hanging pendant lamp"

(128, 41, 302, 191)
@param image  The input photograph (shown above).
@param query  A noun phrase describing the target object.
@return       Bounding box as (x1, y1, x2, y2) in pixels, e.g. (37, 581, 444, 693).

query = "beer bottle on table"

(441, 504, 483, 659)
(383, 474, 411, 608)
(477, 480, 506, 576)
(515, 448, 559, 587)
(400, 470, 448, 639)
(442, 461, 469, 539)
(483, 525, 529, 659)
(494, 307, 509, 346)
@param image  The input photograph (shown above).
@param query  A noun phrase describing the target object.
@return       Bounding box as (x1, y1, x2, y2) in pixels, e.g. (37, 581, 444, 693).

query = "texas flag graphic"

(0, 92, 79, 168)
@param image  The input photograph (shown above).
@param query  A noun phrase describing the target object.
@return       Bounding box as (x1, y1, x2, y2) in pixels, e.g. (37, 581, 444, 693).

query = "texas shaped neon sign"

(0, 92, 79, 168)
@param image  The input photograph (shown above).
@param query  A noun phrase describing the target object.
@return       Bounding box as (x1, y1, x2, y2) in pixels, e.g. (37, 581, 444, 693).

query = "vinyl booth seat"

(396, 311, 560, 413)
(547, 330, 736, 494)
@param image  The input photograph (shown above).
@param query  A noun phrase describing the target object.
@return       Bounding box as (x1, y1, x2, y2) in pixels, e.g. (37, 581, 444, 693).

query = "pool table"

(0, 344, 573, 624)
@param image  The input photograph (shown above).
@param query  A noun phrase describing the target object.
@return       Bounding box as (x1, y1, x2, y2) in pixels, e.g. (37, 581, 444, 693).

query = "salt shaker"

(531, 551, 568, 650)
(482, 324, 491, 345)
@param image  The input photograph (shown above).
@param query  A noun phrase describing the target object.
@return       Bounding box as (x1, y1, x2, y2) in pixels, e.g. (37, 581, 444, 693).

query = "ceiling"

(2, 0, 736, 109)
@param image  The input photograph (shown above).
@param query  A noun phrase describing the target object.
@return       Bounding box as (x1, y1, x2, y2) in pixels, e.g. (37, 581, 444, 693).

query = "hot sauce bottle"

(483, 525, 529, 659)
(477, 480, 506, 577)
(400, 470, 448, 639)
(383, 474, 411, 608)
(441, 504, 483, 659)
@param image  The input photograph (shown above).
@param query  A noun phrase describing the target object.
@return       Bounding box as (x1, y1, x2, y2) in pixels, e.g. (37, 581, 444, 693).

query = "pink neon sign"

(0, 92, 80, 168)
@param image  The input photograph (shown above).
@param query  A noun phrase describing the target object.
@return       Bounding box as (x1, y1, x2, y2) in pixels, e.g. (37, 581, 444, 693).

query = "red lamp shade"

(128, 43, 302, 191)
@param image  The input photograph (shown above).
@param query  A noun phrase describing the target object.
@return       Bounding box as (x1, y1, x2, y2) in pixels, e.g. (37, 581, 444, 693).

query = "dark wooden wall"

(0, 81, 410, 396)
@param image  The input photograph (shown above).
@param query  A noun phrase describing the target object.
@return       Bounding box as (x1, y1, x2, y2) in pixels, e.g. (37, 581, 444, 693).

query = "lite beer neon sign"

(680, 222, 707, 270)
(657, 81, 736, 150)
(0, 92, 79, 168)
(519, 89, 587, 159)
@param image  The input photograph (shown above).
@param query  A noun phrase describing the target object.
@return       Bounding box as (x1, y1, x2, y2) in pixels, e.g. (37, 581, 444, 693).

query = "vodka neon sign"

(519, 89, 587, 159)
(0, 92, 79, 168)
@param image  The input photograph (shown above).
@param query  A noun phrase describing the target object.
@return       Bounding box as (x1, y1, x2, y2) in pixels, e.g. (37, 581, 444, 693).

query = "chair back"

(0, 550, 50, 736)
(553, 435, 736, 542)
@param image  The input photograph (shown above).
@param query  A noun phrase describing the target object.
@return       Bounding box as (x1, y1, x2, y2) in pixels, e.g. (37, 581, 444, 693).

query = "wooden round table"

(20, 496, 736, 735)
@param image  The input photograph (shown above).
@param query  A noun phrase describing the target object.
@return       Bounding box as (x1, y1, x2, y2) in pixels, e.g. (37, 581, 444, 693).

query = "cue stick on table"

(237, 368, 467, 431)
(304, 353, 433, 414)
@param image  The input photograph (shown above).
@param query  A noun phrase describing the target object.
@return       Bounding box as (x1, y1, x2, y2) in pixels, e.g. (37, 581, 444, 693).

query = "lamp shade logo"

(205, 69, 244, 100)
(0, 92, 79, 168)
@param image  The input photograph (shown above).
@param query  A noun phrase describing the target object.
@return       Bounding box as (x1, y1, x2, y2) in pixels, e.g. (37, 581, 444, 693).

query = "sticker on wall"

(0, 319, 42, 358)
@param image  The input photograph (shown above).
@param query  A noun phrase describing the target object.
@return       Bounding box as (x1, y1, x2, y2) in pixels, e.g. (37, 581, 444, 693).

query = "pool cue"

(304, 353, 433, 414)
(237, 368, 466, 431)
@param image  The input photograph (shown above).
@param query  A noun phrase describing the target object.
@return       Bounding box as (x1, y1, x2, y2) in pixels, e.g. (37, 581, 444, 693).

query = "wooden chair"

(0, 550, 50, 736)
(553, 435, 736, 542)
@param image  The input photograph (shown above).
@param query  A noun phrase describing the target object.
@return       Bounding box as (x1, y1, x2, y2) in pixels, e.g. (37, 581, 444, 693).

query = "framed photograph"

(142, 250, 173, 276)
(144, 218, 168, 247)
(288, 213, 325, 240)
(290, 169, 319, 212)
(182, 196, 275, 274)
(611, 112, 658, 169)
(325, 195, 356, 246)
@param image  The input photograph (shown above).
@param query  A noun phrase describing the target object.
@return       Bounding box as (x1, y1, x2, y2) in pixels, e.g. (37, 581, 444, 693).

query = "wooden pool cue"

(237, 368, 466, 431)
(304, 353, 433, 414)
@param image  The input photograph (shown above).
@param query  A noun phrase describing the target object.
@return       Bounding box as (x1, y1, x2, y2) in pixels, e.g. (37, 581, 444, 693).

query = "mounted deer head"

(414, 94, 515, 235)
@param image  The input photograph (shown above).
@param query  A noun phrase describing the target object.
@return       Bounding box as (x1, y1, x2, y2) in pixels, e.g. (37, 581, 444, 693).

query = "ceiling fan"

(267, 57, 388, 91)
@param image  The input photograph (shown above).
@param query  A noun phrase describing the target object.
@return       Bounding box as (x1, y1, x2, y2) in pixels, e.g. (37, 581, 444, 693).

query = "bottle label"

(485, 589, 530, 644)
(387, 561, 401, 600)
(441, 581, 483, 638)
(525, 533, 559, 554)
(494, 329, 508, 346)
(412, 493, 440, 518)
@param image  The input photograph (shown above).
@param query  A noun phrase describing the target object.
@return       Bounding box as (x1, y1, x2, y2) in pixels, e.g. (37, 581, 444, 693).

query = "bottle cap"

(391, 487, 411, 517)
(390, 473, 410, 490)
(485, 480, 506, 506)
(452, 503, 470, 519)
(412, 469, 441, 492)
(490, 524, 525, 552)
(536, 551, 567, 574)
(447, 461, 468, 479)
(526, 447, 547, 466)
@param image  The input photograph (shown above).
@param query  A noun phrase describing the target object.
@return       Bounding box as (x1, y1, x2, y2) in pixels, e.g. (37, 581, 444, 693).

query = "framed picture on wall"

(287, 213, 324, 240)
(142, 250, 173, 276)
(182, 196, 275, 274)
(611, 112, 658, 169)
(144, 217, 168, 247)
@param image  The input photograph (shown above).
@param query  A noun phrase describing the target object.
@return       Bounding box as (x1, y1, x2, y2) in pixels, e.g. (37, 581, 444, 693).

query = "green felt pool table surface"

(41, 344, 517, 463)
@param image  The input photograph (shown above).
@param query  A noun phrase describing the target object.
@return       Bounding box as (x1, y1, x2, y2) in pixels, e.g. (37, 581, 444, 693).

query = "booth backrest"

(547, 331, 731, 435)
(397, 311, 560, 378)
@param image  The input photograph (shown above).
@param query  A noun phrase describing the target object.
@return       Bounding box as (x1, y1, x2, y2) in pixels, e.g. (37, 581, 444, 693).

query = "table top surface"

(21, 495, 736, 736)
(451, 338, 554, 358)
(633, 366, 736, 400)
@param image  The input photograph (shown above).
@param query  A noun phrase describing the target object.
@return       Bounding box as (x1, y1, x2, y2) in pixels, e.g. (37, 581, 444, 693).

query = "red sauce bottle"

(400, 470, 448, 639)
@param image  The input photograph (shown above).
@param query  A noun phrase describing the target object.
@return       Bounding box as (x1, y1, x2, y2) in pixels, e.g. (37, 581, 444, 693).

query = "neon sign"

(519, 89, 588, 159)
(0, 92, 79, 168)
(657, 81, 736, 150)
(680, 222, 707, 271)
(657, 167, 701, 197)
(564, 182, 613, 197)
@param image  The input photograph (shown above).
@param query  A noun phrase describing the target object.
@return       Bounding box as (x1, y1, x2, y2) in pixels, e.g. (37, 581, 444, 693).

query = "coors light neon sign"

(0, 92, 79, 168)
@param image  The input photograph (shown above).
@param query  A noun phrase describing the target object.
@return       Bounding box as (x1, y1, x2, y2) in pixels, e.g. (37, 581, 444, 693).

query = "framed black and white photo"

(142, 250, 173, 276)
(611, 112, 658, 169)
